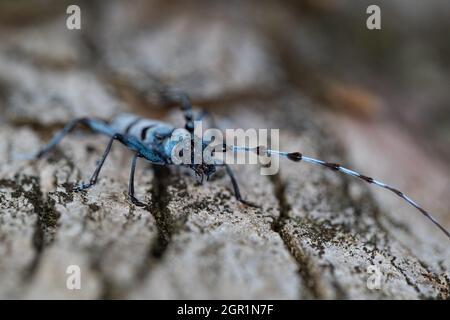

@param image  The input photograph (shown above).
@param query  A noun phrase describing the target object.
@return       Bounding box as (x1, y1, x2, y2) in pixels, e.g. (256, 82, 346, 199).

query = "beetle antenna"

(230, 145, 450, 240)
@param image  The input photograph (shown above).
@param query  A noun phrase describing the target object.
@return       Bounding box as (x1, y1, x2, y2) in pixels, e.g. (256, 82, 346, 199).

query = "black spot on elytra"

(125, 118, 141, 134)
(140, 124, 156, 140)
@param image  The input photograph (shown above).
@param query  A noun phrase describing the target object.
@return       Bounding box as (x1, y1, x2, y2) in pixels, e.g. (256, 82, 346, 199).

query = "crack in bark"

(25, 186, 57, 282)
(149, 166, 173, 259)
(0, 176, 58, 282)
(129, 165, 174, 291)
(90, 244, 114, 299)
(268, 172, 323, 299)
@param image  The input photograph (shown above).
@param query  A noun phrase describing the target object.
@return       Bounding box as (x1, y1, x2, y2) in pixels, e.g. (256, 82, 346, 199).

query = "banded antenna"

(230, 145, 450, 240)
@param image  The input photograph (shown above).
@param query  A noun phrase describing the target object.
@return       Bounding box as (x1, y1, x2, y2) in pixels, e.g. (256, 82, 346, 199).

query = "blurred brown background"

(1, 0, 449, 162)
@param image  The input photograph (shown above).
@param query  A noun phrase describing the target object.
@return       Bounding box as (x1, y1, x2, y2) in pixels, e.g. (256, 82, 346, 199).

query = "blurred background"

(0, 0, 449, 224)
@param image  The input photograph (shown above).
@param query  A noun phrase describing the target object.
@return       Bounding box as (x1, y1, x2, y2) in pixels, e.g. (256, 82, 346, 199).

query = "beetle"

(33, 89, 450, 240)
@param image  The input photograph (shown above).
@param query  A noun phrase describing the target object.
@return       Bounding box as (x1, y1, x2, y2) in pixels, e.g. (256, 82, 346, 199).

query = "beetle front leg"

(73, 133, 118, 192)
(127, 153, 146, 207)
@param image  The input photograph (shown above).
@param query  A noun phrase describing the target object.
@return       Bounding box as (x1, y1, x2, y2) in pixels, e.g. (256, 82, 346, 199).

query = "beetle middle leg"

(224, 164, 259, 208)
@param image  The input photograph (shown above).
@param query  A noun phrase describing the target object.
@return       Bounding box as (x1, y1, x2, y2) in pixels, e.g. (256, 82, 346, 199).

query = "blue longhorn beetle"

(34, 89, 450, 240)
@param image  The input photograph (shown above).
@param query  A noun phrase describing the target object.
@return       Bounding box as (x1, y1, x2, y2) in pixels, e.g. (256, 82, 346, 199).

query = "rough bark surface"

(0, 1, 449, 299)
